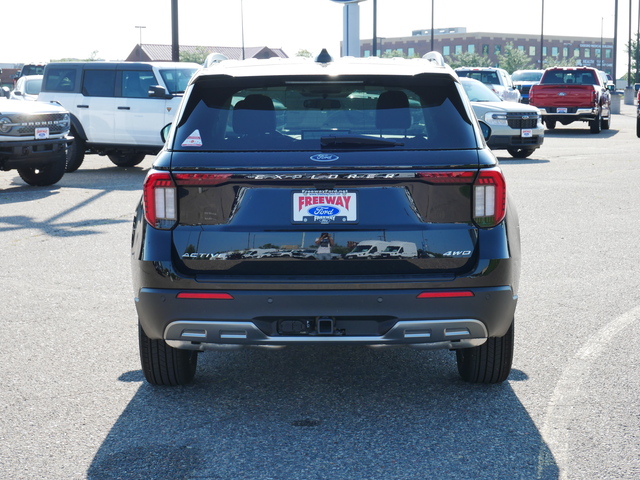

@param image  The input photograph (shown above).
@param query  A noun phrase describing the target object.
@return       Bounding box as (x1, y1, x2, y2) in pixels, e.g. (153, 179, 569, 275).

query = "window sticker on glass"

(292, 190, 358, 224)
(182, 129, 203, 147)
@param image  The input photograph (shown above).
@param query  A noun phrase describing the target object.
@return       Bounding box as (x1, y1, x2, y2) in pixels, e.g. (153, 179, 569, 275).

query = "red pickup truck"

(529, 67, 612, 133)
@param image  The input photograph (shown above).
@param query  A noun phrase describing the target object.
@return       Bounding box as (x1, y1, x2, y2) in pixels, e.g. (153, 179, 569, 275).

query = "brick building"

(360, 29, 614, 75)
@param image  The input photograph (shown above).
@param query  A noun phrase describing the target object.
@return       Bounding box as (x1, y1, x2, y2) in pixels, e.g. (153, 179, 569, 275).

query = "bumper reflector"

(176, 292, 234, 300)
(417, 291, 474, 299)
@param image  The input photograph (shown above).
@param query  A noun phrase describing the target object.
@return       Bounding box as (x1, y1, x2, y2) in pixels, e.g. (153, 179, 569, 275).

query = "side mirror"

(13, 90, 23, 96)
(160, 123, 172, 143)
(1, 86, 10, 99)
(148, 85, 171, 99)
(478, 120, 492, 141)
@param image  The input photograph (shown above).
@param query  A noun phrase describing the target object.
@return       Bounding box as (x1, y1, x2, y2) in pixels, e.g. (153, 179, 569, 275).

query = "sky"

(2, 0, 638, 77)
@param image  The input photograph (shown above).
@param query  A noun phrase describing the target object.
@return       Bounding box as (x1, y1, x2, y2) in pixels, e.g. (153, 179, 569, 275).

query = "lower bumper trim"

(164, 318, 488, 351)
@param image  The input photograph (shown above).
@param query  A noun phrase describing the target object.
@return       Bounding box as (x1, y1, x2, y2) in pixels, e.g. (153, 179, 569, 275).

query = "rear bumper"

(538, 107, 599, 121)
(487, 134, 543, 150)
(135, 285, 517, 348)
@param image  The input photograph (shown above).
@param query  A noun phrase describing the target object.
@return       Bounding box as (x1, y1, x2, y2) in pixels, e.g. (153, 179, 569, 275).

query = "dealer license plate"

(292, 190, 358, 224)
(521, 129, 533, 138)
(557, 107, 568, 114)
(35, 127, 49, 140)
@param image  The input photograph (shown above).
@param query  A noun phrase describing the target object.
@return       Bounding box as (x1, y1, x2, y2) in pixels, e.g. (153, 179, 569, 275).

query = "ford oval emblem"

(310, 154, 339, 162)
(307, 206, 340, 217)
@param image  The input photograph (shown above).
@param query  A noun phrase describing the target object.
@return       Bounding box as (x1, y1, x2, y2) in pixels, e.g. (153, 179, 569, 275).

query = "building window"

(529, 46, 536, 56)
(517, 45, 524, 51)
(584, 48, 590, 58)
(495, 44, 502, 54)
(595, 48, 601, 58)
(574, 48, 580, 57)
(482, 44, 489, 55)
(455, 45, 462, 54)
(467, 44, 475, 53)
(605, 48, 612, 59)
(443, 45, 450, 56)
(364, 50, 371, 57)
(408, 47, 415, 57)
(542, 46, 547, 57)
(552, 47, 558, 56)
(563, 47, 569, 57)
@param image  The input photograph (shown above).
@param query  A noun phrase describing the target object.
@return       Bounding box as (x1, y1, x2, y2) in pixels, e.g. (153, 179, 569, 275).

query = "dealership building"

(359, 27, 614, 75)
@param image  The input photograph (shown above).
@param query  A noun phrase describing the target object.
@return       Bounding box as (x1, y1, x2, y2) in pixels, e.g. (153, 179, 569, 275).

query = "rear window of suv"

(172, 74, 477, 152)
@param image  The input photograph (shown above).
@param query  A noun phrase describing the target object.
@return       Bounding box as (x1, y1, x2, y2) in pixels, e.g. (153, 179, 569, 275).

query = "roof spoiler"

(422, 51, 446, 67)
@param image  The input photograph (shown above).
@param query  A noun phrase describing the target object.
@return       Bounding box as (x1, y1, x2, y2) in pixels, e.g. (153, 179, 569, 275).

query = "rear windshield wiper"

(320, 135, 404, 149)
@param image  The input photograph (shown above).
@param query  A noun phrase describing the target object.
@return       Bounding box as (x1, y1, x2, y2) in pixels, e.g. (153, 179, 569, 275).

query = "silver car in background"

(461, 77, 544, 158)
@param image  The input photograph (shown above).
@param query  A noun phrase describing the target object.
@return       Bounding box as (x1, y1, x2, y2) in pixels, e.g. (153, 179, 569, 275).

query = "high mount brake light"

(473, 167, 506, 228)
(143, 172, 177, 229)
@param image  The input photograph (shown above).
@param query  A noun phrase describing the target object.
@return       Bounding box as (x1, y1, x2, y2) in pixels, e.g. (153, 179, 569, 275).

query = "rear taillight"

(173, 173, 232, 186)
(416, 170, 475, 184)
(473, 167, 506, 228)
(143, 171, 177, 229)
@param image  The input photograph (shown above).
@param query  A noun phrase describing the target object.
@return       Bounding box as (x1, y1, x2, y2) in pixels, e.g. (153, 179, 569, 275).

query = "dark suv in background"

(131, 51, 521, 386)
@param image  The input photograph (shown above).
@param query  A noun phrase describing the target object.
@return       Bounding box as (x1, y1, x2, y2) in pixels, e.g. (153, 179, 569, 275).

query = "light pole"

(240, 0, 246, 60)
(135, 25, 146, 61)
(372, 0, 377, 56)
(430, 0, 434, 51)
(539, 0, 544, 68)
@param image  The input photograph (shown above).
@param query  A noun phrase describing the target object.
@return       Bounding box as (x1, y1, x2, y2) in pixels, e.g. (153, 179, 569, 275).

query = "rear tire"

(545, 119, 556, 130)
(108, 153, 146, 168)
(589, 114, 602, 133)
(456, 321, 514, 384)
(507, 147, 535, 158)
(601, 114, 610, 130)
(139, 323, 198, 386)
(17, 153, 66, 186)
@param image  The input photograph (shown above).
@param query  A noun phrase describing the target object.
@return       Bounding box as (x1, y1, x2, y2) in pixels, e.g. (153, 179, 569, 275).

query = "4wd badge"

(292, 190, 357, 224)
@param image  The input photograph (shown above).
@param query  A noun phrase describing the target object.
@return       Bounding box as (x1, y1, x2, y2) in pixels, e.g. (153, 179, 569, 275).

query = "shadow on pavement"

(88, 346, 559, 479)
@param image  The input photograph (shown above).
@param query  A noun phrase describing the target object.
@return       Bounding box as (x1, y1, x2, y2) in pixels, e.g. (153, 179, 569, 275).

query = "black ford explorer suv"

(131, 51, 521, 386)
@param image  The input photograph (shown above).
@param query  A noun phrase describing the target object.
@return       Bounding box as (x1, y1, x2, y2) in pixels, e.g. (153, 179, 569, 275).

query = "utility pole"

(171, 0, 179, 62)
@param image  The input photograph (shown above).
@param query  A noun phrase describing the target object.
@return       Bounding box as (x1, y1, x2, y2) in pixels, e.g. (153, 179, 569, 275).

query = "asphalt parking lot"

(1, 102, 639, 480)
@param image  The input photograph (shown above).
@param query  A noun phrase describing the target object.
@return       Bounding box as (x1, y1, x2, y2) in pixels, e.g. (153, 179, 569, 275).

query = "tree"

(496, 43, 534, 73)
(542, 56, 579, 68)
(180, 47, 209, 64)
(446, 52, 492, 69)
(626, 39, 640, 83)
(296, 49, 313, 58)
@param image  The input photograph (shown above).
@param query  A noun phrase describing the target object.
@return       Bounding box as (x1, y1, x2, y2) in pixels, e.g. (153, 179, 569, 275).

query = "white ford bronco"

(38, 61, 199, 172)
(0, 97, 70, 186)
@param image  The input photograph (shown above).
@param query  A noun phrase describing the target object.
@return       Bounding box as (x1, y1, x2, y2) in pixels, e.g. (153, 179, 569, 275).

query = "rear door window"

(82, 70, 116, 97)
